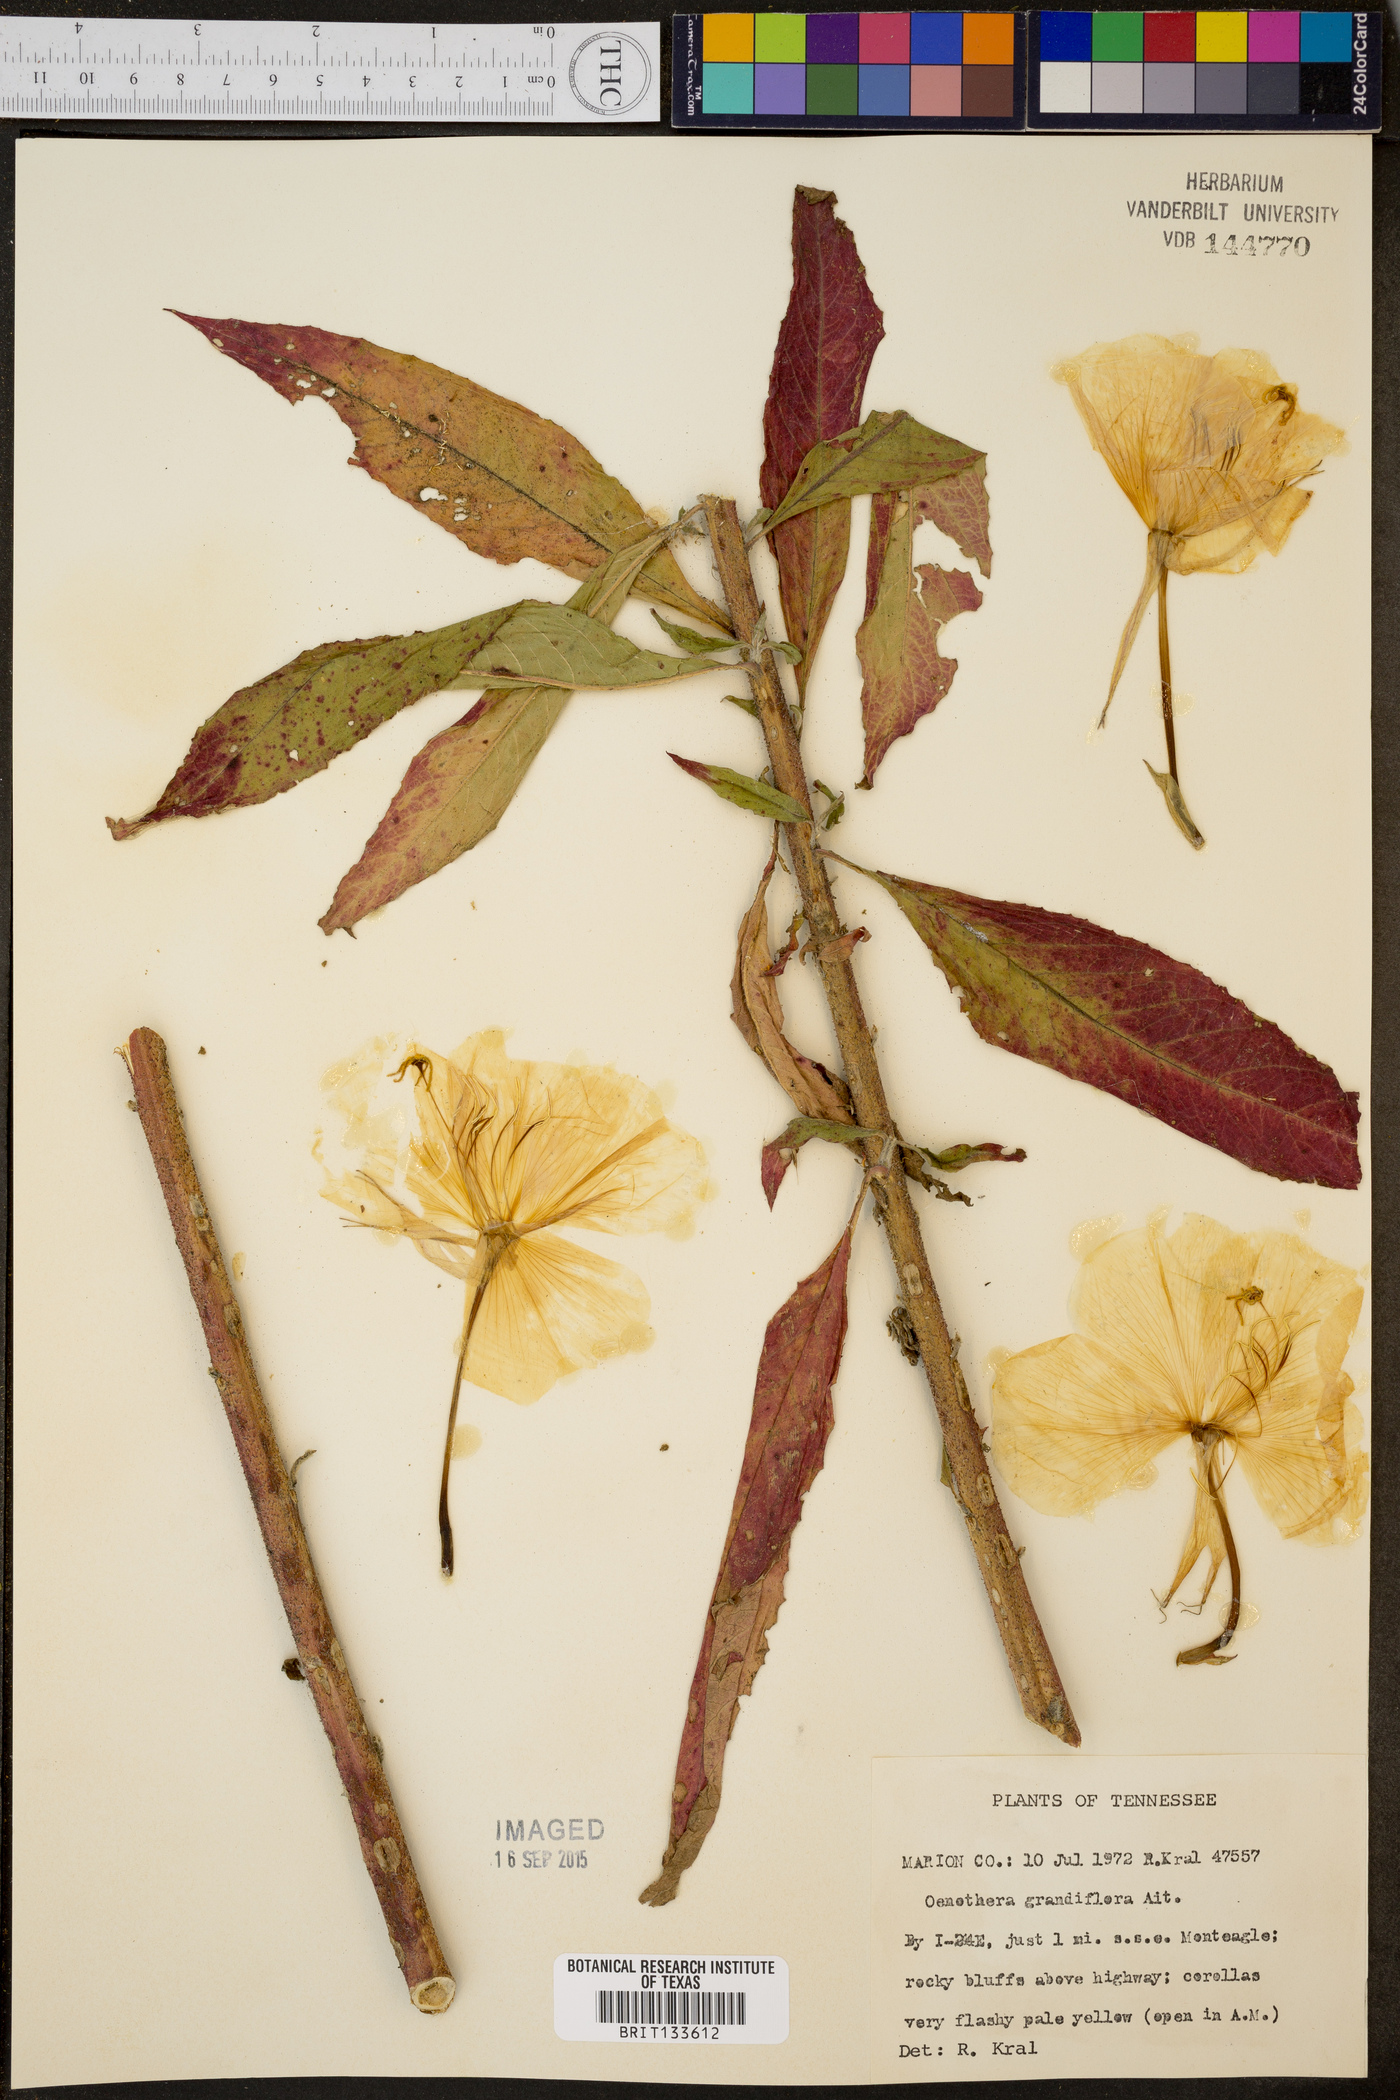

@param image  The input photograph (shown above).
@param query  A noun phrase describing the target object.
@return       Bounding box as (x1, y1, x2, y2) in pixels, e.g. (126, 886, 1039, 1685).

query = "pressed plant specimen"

(1054, 332, 1344, 848)
(990, 1212, 1367, 1667)
(321, 1030, 709, 1574)
(111, 188, 1362, 1904)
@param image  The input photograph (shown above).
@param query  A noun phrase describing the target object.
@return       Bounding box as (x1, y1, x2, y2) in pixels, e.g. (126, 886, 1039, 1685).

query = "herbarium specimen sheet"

(12, 131, 1370, 2084)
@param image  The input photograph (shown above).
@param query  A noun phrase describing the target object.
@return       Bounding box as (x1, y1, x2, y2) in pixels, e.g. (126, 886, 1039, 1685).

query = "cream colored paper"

(12, 133, 1369, 2086)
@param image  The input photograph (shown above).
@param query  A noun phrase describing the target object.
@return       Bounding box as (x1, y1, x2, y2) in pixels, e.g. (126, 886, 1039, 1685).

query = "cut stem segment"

(121, 1027, 456, 2013)
(702, 497, 1079, 1747)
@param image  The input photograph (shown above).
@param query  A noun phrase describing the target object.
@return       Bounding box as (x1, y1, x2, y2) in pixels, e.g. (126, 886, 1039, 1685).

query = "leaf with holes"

(107, 607, 524, 839)
(857, 495, 983, 785)
(174, 312, 729, 632)
(639, 1221, 852, 1906)
(759, 186, 885, 699)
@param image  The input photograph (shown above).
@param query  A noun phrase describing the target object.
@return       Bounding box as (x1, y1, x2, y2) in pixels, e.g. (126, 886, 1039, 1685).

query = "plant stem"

(1177, 1431, 1241, 1668)
(439, 1235, 506, 1577)
(121, 1026, 456, 2012)
(703, 498, 1079, 1747)
(1157, 568, 1178, 784)
(1145, 567, 1206, 849)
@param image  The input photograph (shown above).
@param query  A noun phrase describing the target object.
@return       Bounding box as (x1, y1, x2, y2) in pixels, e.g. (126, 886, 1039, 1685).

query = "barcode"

(595, 1988, 747, 2026)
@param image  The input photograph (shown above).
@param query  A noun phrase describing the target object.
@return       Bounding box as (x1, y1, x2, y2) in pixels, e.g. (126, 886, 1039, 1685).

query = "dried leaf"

(319, 686, 569, 936)
(1144, 762, 1207, 850)
(318, 536, 682, 933)
(759, 187, 885, 699)
(760, 1114, 884, 1208)
(912, 1141, 1026, 1172)
(650, 611, 737, 656)
(856, 495, 983, 785)
(762, 410, 985, 538)
(912, 470, 993, 578)
(669, 756, 809, 826)
(450, 605, 719, 692)
(851, 862, 1360, 1190)
(731, 846, 854, 1127)
(107, 606, 521, 838)
(174, 312, 729, 631)
(639, 1225, 852, 1906)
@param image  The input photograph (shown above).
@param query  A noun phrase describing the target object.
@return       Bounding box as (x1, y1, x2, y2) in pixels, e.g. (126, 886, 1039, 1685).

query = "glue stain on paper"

(452, 1423, 483, 1460)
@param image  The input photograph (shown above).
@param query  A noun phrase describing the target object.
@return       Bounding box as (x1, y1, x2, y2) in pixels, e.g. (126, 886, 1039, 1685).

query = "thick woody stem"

(703, 498, 1079, 1747)
(121, 1027, 457, 2012)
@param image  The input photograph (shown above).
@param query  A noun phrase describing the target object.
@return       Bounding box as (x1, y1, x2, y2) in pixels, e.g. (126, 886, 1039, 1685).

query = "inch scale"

(0, 17, 660, 121)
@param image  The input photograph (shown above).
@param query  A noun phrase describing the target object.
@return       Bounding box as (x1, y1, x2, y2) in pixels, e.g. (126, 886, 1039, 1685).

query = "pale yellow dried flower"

(323, 1029, 710, 1572)
(1054, 333, 1345, 847)
(991, 1213, 1367, 1666)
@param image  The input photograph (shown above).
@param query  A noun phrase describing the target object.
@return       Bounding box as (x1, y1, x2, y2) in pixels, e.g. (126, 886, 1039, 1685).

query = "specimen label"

(871, 1755, 1364, 2080)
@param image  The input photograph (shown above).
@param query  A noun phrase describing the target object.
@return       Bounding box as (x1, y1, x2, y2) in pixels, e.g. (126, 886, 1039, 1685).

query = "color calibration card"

(1029, 11, 1381, 127)
(673, 13, 1025, 128)
(672, 13, 1381, 130)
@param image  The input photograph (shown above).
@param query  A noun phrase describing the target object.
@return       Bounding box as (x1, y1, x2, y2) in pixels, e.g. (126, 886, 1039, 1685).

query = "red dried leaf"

(857, 496, 982, 786)
(912, 469, 993, 578)
(639, 1225, 852, 1906)
(863, 866, 1361, 1190)
(759, 189, 884, 699)
(174, 312, 727, 631)
(731, 846, 854, 1125)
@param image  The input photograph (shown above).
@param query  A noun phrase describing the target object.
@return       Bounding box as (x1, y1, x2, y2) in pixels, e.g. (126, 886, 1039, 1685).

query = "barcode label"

(596, 1988, 746, 2026)
(554, 1955, 788, 2042)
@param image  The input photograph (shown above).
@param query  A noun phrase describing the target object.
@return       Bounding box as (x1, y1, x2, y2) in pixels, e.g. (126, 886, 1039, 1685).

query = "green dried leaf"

(107, 605, 524, 838)
(451, 606, 719, 692)
(668, 756, 809, 825)
(812, 779, 846, 830)
(721, 692, 760, 719)
(911, 1141, 1026, 1172)
(650, 610, 736, 656)
(763, 411, 985, 538)
(320, 549, 685, 934)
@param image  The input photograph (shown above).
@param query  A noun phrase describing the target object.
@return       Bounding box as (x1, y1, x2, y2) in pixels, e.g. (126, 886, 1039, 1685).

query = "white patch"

(419, 486, 444, 502)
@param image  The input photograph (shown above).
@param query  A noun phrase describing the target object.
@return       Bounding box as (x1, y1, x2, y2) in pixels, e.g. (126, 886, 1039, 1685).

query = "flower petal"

(462, 1228, 653, 1405)
(1235, 1389, 1369, 1543)
(1070, 1214, 1252, 1422)
(991, 1332, 1181, 1517)
(442, 1030, 710, 1238)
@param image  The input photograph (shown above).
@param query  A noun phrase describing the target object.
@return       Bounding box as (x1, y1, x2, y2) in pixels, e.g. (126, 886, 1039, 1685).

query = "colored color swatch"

(674, 13, 1378, 131)
(683, 13, 1021, 125)
(1034, 11, 1370, 121)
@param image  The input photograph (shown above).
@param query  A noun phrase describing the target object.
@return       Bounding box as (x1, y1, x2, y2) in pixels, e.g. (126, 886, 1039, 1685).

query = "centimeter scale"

(0, 17, 661, 121)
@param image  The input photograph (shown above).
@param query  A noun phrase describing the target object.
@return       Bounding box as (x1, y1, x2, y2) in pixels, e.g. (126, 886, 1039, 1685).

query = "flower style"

(990, 1213, 1367, 1667)
(1054, 333, 1344, 849)
(323, 1029, 710, 1574)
